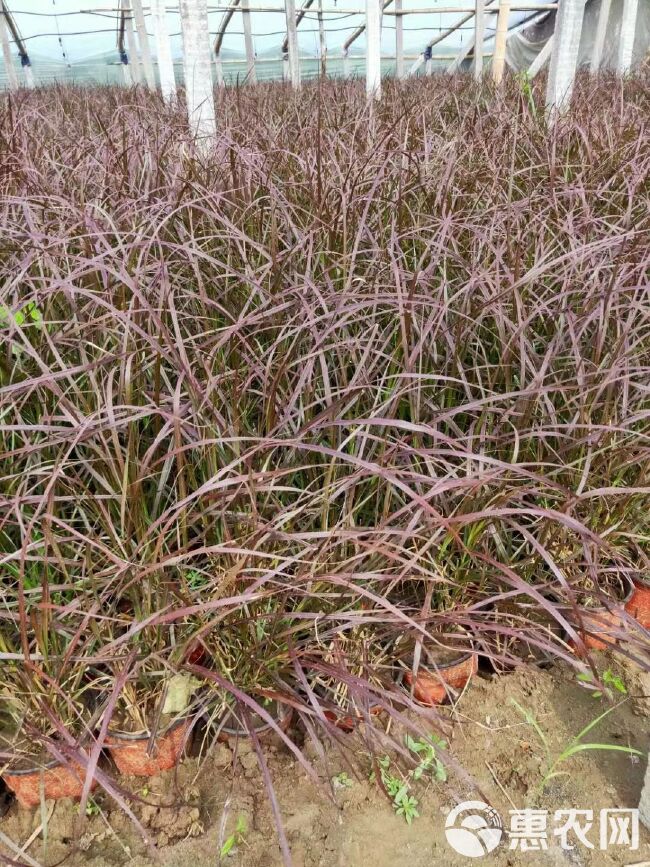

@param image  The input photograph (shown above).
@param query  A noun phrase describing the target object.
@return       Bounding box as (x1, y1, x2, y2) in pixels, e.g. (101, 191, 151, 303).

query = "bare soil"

(1, 651, 648, 867)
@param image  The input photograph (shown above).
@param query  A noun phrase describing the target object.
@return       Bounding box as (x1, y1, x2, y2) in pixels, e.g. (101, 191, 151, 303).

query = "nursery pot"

(216, 702, 293, 746)
(483, 599, 565, 674)
(625, 577, 650, 630)
(567, 576, 635, 652)
(323, 703, 384, 733)
(105, 717, 192, 777)
(3, 757, 96, 809)
(402, 650, 478, 706)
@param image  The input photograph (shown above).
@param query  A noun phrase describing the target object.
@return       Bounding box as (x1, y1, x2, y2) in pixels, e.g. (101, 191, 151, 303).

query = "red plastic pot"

(568, 577, 635, 653)
(323, 703, 384, 733)
(403, 651, 478, 706)
(625, 577, 650, 629)
(105, 718, 192, 777)
(3, 758, 96, 809)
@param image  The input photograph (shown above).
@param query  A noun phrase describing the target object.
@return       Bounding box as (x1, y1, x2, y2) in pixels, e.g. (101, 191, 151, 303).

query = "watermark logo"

(444, 801, 503, 858)
(444, 804, 639, 857)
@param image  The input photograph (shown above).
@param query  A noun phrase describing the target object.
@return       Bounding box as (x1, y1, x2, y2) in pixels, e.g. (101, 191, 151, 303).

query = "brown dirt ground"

(1, 651, 648, 867)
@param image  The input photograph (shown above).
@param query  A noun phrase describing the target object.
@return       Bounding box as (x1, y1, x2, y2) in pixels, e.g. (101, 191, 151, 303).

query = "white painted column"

(395, 0, 403, 78)
(474, 0, 485, 78)
(590, 0, 611, 72)
(179, 0, 217, 146)
(545, 0, 586, 121)
(284, 0, 301, 88)
(151, 0, 176, 99)
(492, 0, 510, 83)
(0, 12, 17, 90)
(132, 0, 156, 89)
(22, 60, 34, 88)
(215, 56, 225, 87)
(617, 0, 639, 74)
(342, 50, 350, 78)
(318, 0, 327, 77)
(242, 0, 257, 83)
(366, 0, 382, 99)
(124, 1, 143, 85)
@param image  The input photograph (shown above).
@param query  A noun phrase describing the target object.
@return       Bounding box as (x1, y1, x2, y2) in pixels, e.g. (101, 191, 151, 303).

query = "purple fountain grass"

(0, 71, 648, 856)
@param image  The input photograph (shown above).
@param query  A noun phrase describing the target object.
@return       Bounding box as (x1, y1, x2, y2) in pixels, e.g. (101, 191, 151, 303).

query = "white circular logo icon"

(445, 800, 503, 858)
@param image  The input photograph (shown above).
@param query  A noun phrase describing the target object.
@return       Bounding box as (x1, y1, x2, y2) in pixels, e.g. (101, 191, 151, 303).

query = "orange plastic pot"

(323, 704, 384, 733)
(625, 578, 650, 629)
(403, 651, 478, 706)
(3, 758, 96, 809)
(106, 718, 191, 777)
(568, 578, 635, 652)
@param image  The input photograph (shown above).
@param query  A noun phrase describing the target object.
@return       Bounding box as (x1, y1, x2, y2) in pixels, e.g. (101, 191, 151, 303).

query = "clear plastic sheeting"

(0, 0, 647, 88)
(506, 0, 650, 72)
(0, 0, 538, 86)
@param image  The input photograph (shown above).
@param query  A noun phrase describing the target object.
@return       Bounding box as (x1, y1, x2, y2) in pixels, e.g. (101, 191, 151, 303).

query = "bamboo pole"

(0, 11, 17, 91)
(395, 0, 403, 77)
(179, 0, 217, 146)
(492, 0, 510, 83)
(617, 0, 639, 73)
(242, 0, 257, 82)
(528, 32, 552, 76)
(132, 0, 156, 88)
(284, 0, 301, 88)
(123, 1, 143, 84)
(590, 0, 610, 72)
(151, 0, 176, 98)
(474, 0, 485, 77)
(366, 0, 382, 99)
(545, 0, 586, 122)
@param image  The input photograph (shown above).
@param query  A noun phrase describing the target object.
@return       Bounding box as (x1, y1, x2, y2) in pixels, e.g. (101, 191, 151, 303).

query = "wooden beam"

(545, 0, 586, 122)
(284, 0, 301, 88)
(282, 0, 314, 55)
(132, 0, 156, 88)
(318, 0, 327, 76)
(151, 0, 176, 98)
(242, 0, 257, 82)
(123, 0, 143, 84)
(590, 0, 610, 72)
(474, 0, 485, 77)
(179, 0, 217, 146)
(366, 0, 382, 99)
(492, 0, 511, 83)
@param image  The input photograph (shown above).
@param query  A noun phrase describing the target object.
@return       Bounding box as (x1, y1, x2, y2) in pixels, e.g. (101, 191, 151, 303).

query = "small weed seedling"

(375, 756, 420, 825)
(406, 734, 448, 782)
(333, 771, 354, 789)
(577, 668, 627, 700)
(85, 798, 100, 818)
(371, 734, 447, 825)
(510, 698, 642, 800)
(220, 815, 247, 858)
